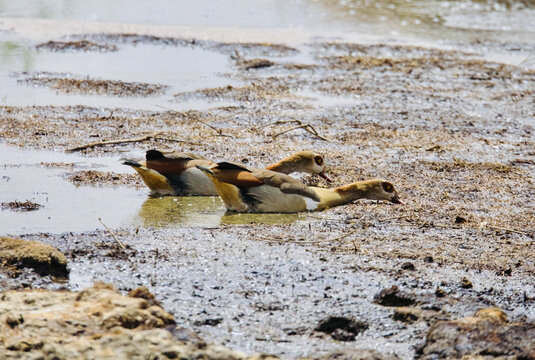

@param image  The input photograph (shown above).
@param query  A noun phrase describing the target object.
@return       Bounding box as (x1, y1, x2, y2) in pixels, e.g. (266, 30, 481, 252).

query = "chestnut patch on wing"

(146, 159, 188, 176)
(215, 169, 264, 187)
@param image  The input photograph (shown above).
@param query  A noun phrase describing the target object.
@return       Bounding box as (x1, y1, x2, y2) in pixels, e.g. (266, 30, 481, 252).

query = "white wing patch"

(248, 185, 311, 213)
(304, 197, 319, 211)
(180, 168, 219, 195)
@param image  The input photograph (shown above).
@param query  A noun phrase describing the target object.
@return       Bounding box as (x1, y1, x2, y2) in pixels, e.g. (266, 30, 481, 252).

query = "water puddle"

(0, 145, 309, 235)
(0, 37, 236, 110)
(0, 145, 144, 235)
(133, 196, 304, 228)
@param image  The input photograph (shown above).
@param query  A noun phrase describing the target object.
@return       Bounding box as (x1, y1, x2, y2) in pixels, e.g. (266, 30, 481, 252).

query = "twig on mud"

(66, 132, 201, 152)
(257, 120, 302, 130)
(98, 217, 126, 250)
(486, 225, 531, 236)
(258, 119, 330, 141)
(156, 104, 233, 138)
(66, 132, 163, 152)
(273, 123, 330, 141)
(328, 228, 359, 243)
(153, 136, 203, 145)
(378, 215, 407, 222)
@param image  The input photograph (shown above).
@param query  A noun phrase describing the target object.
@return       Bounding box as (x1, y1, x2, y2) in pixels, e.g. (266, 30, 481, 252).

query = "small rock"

(6, 338, 43, 352)
(315, 316, 368, 341)
(194, 318, 223, 326)
(474, 307, 508, 323)
(496, 267, 512, 276)
(435, 288, 446, 298)
(313, 349, 400, 360)
(425, 145, 442, 152)
(454, 216, 467, 224)
(241, 58, 275, 70)
(128, 286, 161, 307)
(401, 262, 415, 271)
(102, 306, 175, 330)
(248, 354, 280, 360)
(416, 308, 534, 359)
(460, 277, 473, 289)
(423, 256, 434, 263)
(392, 307, 422, 324)
(0, 237, 69, 277)
(373, 286, 416, 307)
(5, 314, 24, 328)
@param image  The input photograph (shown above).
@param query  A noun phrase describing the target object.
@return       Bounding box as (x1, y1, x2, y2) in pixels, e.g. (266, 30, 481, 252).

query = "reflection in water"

(133, 196, 303, 228)
(221, 211, 302, 225)
(0, 41, 34, 72)
(135, 196, 225, 228)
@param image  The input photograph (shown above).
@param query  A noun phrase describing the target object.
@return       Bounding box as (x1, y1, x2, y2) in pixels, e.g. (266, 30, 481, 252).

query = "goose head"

(267, 151, 332, 182)
(336, 179, 403, 204)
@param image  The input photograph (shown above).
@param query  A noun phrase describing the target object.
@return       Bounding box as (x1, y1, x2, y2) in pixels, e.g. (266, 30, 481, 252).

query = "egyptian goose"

(197, 162, 403, 213)
(123, 150, 331, 196)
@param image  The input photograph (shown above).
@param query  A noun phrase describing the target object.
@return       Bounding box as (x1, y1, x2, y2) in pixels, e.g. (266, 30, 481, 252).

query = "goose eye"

(314, 156, 323, 166)
(382, 182, 394, 193)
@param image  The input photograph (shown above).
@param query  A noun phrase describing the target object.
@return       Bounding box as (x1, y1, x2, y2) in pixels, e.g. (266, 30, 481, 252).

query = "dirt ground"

(1, 33, 534, 359)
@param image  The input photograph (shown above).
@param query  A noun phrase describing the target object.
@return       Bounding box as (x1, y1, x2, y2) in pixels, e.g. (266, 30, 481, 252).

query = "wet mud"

(1, 26, 535, 359)
(35, 39, 118, 52)
(1, 200, 42, 212)
(19, 72, 169, 97)
(66, 170, 143, 188)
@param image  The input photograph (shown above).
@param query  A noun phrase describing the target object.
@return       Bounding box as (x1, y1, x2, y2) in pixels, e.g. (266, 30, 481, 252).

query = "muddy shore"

(1, 25, 534, 359)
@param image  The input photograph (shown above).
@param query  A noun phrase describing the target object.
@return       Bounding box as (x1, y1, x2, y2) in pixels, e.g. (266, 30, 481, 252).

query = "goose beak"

(391, 195, 404, 205)
(196, 165, 214, 175)
(123, 160, 142, 168)
(319, 171, 333, 183)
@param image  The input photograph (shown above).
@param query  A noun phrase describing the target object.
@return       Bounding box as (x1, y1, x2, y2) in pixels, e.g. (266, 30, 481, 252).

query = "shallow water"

(0, 37, 235, 110)
(1, 0, 534, 42)
(0, 145, 313, 235)
(0, 145, 144, 235)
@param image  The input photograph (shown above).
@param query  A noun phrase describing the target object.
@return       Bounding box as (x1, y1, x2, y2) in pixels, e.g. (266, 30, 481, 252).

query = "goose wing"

(146, 150, 208, 161)
(145, 150, 213, 176)
(250, 168, 320, 202)
(212, 162, 319, 202)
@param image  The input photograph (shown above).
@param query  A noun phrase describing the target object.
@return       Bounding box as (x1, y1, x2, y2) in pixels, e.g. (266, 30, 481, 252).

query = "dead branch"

(257, 119, 302, 130)
(98, 217, 126, 250)
(272, 124, 330, 141)
(487, 225, 531, 236)
(66, 131, 203, 153)
(66, 132, 163, 152)
(378, 215, 407, 222)
(156, 104, 233, 138)
(256, 119, 330, 141)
